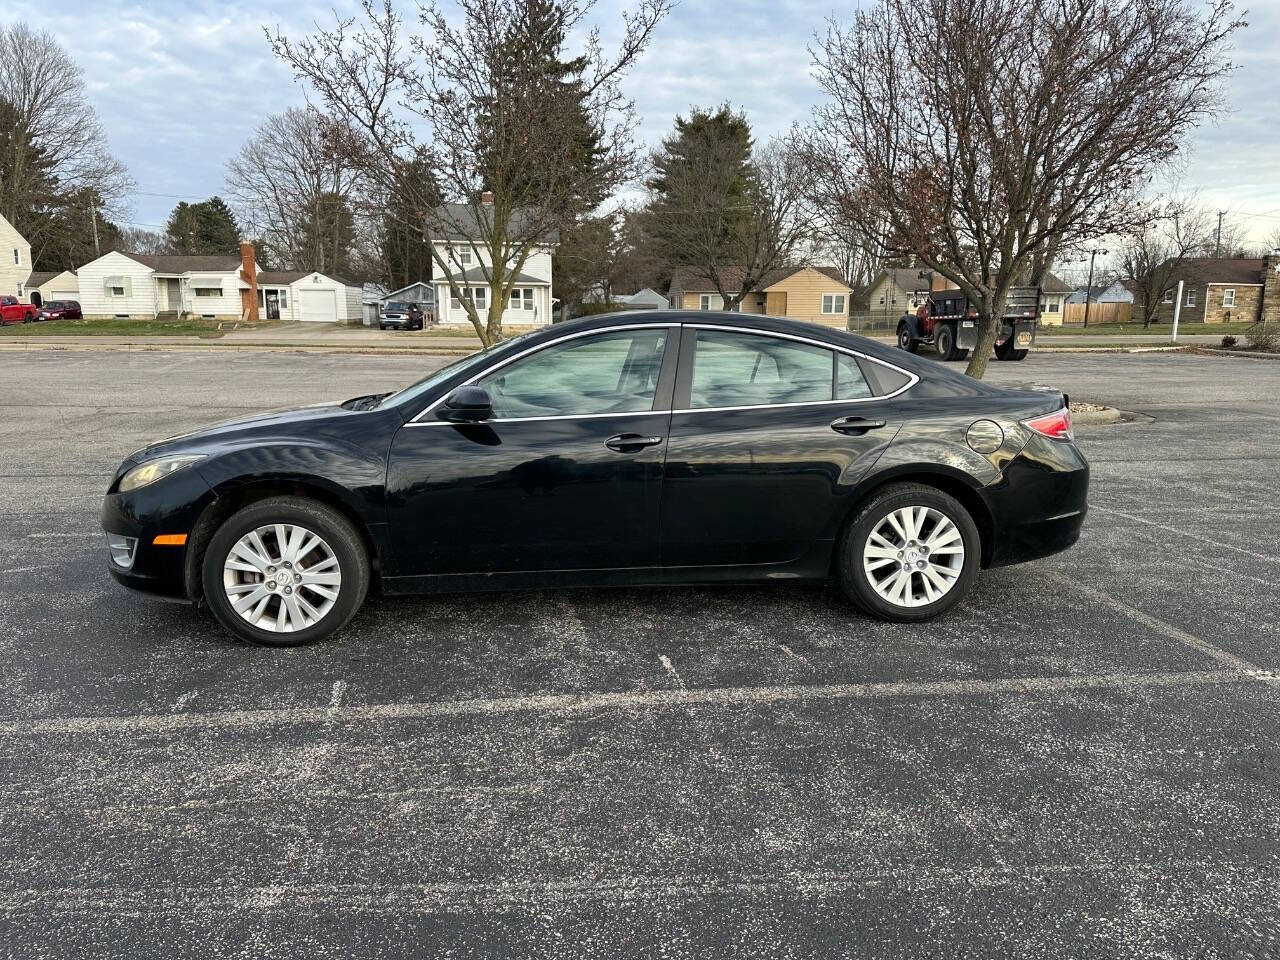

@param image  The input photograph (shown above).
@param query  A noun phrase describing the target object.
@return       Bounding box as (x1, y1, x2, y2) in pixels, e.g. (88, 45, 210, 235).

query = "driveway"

(1, 349, 1277, 957)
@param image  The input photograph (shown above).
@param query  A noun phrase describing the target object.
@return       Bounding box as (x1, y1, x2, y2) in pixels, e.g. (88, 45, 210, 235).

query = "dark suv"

(380, 302, 424, 331)
(37, 300, 82, 321)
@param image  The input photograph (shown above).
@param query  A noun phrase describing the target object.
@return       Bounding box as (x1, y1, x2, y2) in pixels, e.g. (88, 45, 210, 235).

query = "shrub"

(1246, 322, 1279, 353)
(1221, 335, 1237, 348)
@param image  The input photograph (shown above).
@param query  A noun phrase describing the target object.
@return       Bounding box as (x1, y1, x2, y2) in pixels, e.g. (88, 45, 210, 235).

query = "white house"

(77, 251, 246, 320)
(0, 212, 32, 299)
(256, 271, 364, 324)
(26, 270, 80, 306)
(428, 199, 555, 327)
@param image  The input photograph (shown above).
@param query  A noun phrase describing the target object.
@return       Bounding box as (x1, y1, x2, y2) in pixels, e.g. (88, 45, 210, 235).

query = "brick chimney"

(481, 191, 494, 205)
(240, 242, 259, 323)
(1263, 250, 1280, 326)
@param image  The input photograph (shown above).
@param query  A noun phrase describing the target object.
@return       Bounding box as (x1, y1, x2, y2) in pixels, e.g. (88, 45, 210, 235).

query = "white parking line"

(1043, 571, 1265, 673)
(0, 669, 1265, 739)
(1091, 505, 1280, 566)
(658, 655, 684, 687)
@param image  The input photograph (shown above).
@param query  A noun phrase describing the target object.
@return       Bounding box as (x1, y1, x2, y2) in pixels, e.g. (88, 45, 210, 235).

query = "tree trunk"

(963, 291, 1009, 379)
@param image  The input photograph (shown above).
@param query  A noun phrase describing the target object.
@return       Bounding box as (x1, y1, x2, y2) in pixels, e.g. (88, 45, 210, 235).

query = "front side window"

(477, 328, 669, 419)
(689, 330, 835, 409)
(1222, 288, 1236, 307)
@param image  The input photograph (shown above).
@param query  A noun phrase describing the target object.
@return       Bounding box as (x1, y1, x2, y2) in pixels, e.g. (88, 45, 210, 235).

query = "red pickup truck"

(0, 295, 37, 325)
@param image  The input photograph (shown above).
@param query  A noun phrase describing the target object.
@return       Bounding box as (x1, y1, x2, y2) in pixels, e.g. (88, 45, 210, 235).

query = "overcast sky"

(8, 0, 1280, 248)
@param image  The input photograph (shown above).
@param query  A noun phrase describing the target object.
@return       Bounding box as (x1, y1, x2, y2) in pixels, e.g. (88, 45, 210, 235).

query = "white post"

(1171, 280, 1184, 342)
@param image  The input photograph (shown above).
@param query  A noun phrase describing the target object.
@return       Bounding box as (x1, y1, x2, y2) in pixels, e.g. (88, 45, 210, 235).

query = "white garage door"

(51, 290, 77, 301)
(298, 288, 337, 323)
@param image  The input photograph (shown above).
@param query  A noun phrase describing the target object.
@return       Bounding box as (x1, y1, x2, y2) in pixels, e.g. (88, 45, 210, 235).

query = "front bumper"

(100, 466, 217, 600)
(980, 433, 1089, 567)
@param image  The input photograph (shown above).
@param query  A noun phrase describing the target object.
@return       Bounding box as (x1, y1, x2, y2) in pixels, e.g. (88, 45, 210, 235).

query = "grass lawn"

(1039, 320, 1257, 336)
(0, 317, 284, 337)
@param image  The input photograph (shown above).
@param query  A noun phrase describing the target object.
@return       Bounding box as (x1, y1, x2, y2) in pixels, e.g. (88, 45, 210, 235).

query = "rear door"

(659, 325, 908, 569)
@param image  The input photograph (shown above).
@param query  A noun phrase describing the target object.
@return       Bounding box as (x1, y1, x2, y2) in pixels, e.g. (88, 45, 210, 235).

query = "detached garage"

(256, 271, 364, 324)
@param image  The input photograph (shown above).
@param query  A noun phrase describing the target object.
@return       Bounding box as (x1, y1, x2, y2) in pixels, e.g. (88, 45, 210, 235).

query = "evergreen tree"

(380, 157, 439, 289)
(298, 193, 356, 276)
(164, 197, 240, 255)
(647, 104, 755, 266)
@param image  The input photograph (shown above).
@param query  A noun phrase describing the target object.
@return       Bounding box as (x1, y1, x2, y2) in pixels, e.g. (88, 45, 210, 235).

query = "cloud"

(5, 0, 1276, 242)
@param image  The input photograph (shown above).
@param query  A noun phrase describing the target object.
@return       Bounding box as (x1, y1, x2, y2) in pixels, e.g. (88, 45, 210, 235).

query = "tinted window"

(690, 331, 833, 408)
(478, 329, 668, 419)
(836, 353, 874, 400)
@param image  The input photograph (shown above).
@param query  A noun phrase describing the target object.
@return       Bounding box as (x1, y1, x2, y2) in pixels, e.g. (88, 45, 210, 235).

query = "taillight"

(1024, 407, 1073, 441)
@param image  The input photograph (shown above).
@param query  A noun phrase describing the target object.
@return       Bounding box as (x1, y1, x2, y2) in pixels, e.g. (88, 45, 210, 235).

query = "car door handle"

(830, 416, 887, 435)
(605, 433, 664, 453)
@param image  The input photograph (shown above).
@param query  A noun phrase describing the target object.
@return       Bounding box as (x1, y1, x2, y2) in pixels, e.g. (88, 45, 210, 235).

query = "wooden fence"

(1061, 302, 1132, 326)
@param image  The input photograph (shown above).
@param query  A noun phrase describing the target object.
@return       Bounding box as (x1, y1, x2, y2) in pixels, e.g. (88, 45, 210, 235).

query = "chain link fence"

(846, 313, 907, 335)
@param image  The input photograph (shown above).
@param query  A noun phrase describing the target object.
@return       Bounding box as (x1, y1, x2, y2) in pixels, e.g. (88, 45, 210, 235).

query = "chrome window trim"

(404, 319, 918, 426)
(407, 322, 681, 424)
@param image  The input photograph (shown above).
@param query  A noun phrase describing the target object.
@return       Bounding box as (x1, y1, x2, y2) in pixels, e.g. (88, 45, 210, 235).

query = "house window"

(1185, 288, 1196, 307)
(110, 285, 126, 297)
(1163, 289, 1174, 304)
(700, 294, 712, 310)
(450, 293, 461, 312)
(508, 288, 534, 310)
(12, 248, 18, 265)
(458, 248, 472, 266)
(472, 286, 488, 310)
(821, 294, 846, 314)
(1045, 298, 1060, 313)
(194, 287, 221, 298)
(1222, 288, 1236, 307)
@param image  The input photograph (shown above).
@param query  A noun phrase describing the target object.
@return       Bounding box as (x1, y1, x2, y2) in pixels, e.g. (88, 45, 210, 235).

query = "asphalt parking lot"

(2, 346, 1278, 958)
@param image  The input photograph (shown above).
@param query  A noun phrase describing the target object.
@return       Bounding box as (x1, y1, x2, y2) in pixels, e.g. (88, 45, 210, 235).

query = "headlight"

(118, 455, 206, 492)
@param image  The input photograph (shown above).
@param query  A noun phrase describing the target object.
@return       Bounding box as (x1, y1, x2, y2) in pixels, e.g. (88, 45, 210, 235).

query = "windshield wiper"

(342, 392, 392, 411)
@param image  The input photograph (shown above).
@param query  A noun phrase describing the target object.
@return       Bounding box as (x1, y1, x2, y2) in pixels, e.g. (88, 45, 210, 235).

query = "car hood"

(128, 400, 375, 462)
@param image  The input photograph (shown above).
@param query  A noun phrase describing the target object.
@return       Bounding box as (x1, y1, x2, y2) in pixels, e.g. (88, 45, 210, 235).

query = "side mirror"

(440, 385, 493, 422)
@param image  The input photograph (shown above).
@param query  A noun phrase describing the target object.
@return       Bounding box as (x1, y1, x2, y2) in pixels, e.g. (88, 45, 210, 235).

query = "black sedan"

(102, 312, 1088, 646)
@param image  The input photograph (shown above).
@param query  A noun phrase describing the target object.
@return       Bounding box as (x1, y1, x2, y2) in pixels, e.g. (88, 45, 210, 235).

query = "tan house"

(25, 270, 80, 306)
(867, 266, 1074, 325)
(1146, 255, 1280, 325)
(667, 265, 854, 327)
(0, 212, 33, 299)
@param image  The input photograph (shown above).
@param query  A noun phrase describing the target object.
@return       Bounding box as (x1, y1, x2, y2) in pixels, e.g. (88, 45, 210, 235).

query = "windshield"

(387, 302, 411, 311)
(377, 330, 539, 410)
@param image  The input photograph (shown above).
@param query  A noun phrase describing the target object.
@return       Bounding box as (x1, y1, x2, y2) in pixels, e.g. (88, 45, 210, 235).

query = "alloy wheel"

(862, 506, 965, 608)
(221, 523, 343, 632)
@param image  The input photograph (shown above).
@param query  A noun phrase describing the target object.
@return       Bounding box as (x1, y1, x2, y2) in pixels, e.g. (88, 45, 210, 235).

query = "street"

(1, 347, 1278, 958)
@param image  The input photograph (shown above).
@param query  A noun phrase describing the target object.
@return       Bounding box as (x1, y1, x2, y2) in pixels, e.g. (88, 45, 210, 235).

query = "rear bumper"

(980, 434, 1089, 567)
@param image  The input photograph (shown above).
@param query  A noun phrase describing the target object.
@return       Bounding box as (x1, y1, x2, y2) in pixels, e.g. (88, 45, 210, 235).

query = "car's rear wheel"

(995, 339, 1028, 362)
(202, 496, 369, 646)
(836, 483, 980, 622)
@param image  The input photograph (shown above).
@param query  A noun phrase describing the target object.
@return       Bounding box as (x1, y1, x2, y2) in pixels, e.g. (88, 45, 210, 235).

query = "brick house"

(1148, 253, 1280, 325)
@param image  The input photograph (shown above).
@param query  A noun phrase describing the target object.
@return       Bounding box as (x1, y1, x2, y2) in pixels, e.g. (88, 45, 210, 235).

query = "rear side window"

(689, 331, 833, 408)
(836, 353, 874, 400)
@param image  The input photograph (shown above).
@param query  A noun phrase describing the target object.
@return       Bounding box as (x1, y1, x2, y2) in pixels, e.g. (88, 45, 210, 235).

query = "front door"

(660, 327, 903, 569)
(264, 290, 282, 321)
(385, 326, 677, 578)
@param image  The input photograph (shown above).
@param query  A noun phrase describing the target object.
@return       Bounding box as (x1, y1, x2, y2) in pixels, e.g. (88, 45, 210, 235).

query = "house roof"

(872, 267, 932, 295)
(1164, 257, 1265, 285)
(428, 203, 560, 245)
(445, 267, 548, 285)
(26, 271, 58, 287)
(1040, 271, 1072, 294)
(669, 264, 849, 297)
(258, 270, 360, 286)
(118, 253, 243, 274)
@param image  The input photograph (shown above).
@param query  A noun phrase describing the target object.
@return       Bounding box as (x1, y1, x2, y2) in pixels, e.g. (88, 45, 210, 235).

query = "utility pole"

(1082, 247, 1108, 329)
(1215, 210, 1227, 258)
(90, 201, 101, 257)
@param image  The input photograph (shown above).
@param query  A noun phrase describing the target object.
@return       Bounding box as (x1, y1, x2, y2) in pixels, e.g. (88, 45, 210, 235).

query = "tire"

(955, 349, 969, 361)
(934, 323, 960, 361)
(896, 323, 918, 353)
(995, 339, 1029, 362)
(1008, 349, 1028, 361)
(202, 496, 370, 647)
(23, 312, 34, 323)
(836, 482, 981, 623)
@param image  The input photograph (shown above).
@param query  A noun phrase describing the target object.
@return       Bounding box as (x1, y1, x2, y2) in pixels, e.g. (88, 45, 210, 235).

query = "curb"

(1192, 347, 1280, 360)
(0, 340, 475, 357)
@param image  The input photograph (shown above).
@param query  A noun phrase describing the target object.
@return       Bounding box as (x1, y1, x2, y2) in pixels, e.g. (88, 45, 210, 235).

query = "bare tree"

(0, 23, 132, 267)
(804, 0, 1242, 377)
(226, 108, 367, 273)
(269, 0, 671, 345)
(1119, 202, 1210, 327)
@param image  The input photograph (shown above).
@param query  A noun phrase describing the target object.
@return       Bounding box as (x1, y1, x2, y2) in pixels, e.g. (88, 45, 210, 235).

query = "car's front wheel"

(836, 483, 980, 622)
(202, 496, 370, 646)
